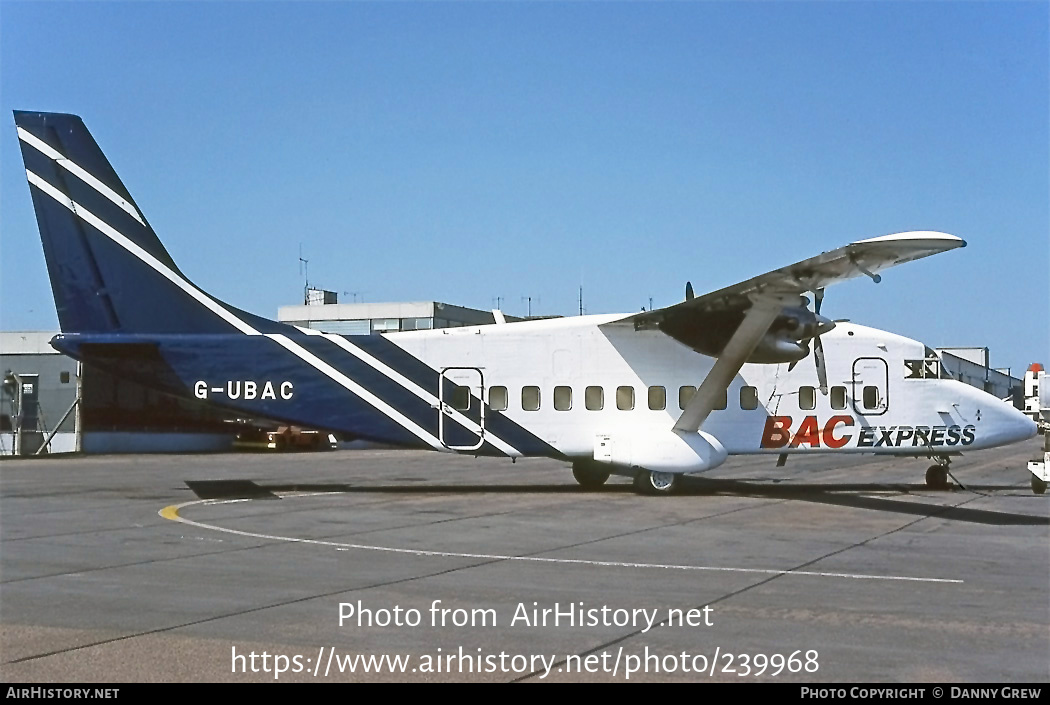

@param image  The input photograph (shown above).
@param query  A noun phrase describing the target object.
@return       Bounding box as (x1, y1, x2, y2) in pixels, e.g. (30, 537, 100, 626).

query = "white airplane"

(13, 111, 1039, 494)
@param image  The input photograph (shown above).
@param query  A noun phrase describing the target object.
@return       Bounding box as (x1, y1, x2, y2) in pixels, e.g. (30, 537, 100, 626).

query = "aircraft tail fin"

(14, 111, 276, 335)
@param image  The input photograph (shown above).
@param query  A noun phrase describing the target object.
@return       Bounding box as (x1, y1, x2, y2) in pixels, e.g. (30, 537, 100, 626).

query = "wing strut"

(673, 293, 790, 434)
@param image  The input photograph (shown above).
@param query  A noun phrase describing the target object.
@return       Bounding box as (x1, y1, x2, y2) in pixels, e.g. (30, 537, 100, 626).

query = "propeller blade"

(814, 287, 825, 316)
(685, 281, 694, 301)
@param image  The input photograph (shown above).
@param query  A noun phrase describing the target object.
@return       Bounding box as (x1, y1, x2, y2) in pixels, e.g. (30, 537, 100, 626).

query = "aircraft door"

(852, 357, 889, 416)
(438, 367, 485, 451)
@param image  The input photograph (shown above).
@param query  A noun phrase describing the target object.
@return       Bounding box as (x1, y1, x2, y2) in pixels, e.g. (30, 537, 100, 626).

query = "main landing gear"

(925, 455, 952, 490)
(571, 460, 610, 490)
(633, 470, 679, 496)
(570, 460, 681, 495)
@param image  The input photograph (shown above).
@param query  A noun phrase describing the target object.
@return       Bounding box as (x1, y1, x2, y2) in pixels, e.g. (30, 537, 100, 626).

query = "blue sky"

(1, 1, 1046, 374)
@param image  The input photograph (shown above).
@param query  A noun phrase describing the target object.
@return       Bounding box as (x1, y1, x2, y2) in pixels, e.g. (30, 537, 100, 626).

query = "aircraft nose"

(996, 404, 1038, 445)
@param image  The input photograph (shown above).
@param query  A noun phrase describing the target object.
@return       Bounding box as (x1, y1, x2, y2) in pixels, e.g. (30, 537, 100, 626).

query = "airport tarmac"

(1, 438, 1047, 683)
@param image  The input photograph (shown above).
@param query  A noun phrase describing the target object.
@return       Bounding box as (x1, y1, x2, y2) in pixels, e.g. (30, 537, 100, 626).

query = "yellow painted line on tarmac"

(160, 505, 182, 521)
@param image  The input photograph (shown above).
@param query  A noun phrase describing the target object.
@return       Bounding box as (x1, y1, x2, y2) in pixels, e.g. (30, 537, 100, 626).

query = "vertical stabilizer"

(14, 111, 280, 335)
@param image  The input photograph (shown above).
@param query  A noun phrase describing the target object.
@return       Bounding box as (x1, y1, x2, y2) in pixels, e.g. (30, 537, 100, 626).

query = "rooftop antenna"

(298, 243, 310, 304)
(520, 295, 538, 317)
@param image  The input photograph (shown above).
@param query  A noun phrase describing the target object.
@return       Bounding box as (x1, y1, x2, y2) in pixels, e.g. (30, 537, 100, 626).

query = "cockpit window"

(905, 358, 941, 379)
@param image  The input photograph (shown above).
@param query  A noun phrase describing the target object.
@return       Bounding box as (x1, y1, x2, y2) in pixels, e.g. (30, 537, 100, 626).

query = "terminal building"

(935, 347, 1024, 402)
(278, 296, 519, 334)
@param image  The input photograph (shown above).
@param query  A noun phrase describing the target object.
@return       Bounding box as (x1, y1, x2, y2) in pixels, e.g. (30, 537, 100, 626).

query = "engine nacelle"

(749, 333, 809, 364)
(657, 305, 834, 364)
(593, 429, 728, 473)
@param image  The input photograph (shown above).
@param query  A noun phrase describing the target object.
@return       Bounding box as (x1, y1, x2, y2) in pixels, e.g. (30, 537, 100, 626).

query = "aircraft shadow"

(184, 478, 1048, 527)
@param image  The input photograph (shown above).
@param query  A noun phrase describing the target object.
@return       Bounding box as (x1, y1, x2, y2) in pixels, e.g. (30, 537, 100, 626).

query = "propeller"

(812, 287, 829, 394)
(786, 287, 831, 394)
(685, 282, 694, 301)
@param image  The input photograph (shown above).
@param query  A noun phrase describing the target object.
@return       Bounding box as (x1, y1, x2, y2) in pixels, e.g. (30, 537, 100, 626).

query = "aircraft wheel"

(572, 461, 610, 490)
(633, 470, 678, 496)
(925, 465, 949, 489)
(1033, 476, 1047, 495)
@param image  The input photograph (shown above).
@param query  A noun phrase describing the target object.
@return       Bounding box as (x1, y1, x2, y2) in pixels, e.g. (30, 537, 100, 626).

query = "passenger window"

(451, 385, 471, 411)
(554, 386, 572, 411)
(799, 386, 815, 411)
(489, 386, 508, 412)
(522, 386, 540, 411)
(616, 386, 635, 410)
(863, 385, 881, 410)
(648, 386, 666, 410)
(585, 386, 604, 410)
(679, 385, 697, 410)
(740, 386, 758, 410)
(830, 386, 846, 410)
(714, 388, 727, 410)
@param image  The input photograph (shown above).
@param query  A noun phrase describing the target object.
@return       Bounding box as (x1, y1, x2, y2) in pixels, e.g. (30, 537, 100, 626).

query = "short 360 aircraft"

(14, 111, 1039, 494)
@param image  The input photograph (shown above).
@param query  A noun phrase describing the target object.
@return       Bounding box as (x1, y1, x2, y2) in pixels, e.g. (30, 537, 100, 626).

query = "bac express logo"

(761, 415, 855, 449)
(761, 416, 976, 449)
(194, 380, 294, 401)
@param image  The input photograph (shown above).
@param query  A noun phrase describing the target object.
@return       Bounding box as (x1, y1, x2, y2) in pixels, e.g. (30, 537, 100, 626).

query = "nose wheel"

(925, 461, 951, 489)
(923, 455, 957, 487)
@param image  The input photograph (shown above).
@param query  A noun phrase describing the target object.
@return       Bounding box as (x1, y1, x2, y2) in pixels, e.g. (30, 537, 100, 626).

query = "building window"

(401, 317, 433, 331)
(60, 371, 70, 384)
(489, 386, 508, 412)
(799, 386, 815, 410)
(740, 386, 758, 410)
(585, 386, 604, 410)
(616, 386, 635, 410)
(648, 386, 666, 410)
(371, 318, 400, 333)
(522, 386, 540, 411)
(554, 386, 572, 411)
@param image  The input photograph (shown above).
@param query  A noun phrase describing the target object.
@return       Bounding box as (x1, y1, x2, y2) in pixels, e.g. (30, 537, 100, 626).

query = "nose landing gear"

(925, 456, 953, 490)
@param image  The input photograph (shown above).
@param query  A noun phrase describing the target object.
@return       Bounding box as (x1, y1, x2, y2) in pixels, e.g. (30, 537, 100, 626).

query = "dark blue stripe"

(294, 335, 496, 453)
(320, 334, 561, 457)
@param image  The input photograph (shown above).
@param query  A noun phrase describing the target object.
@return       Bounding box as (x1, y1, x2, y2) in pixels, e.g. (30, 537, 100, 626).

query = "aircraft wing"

(600, 231, 965, 433)
(611, 231, 965, 332)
